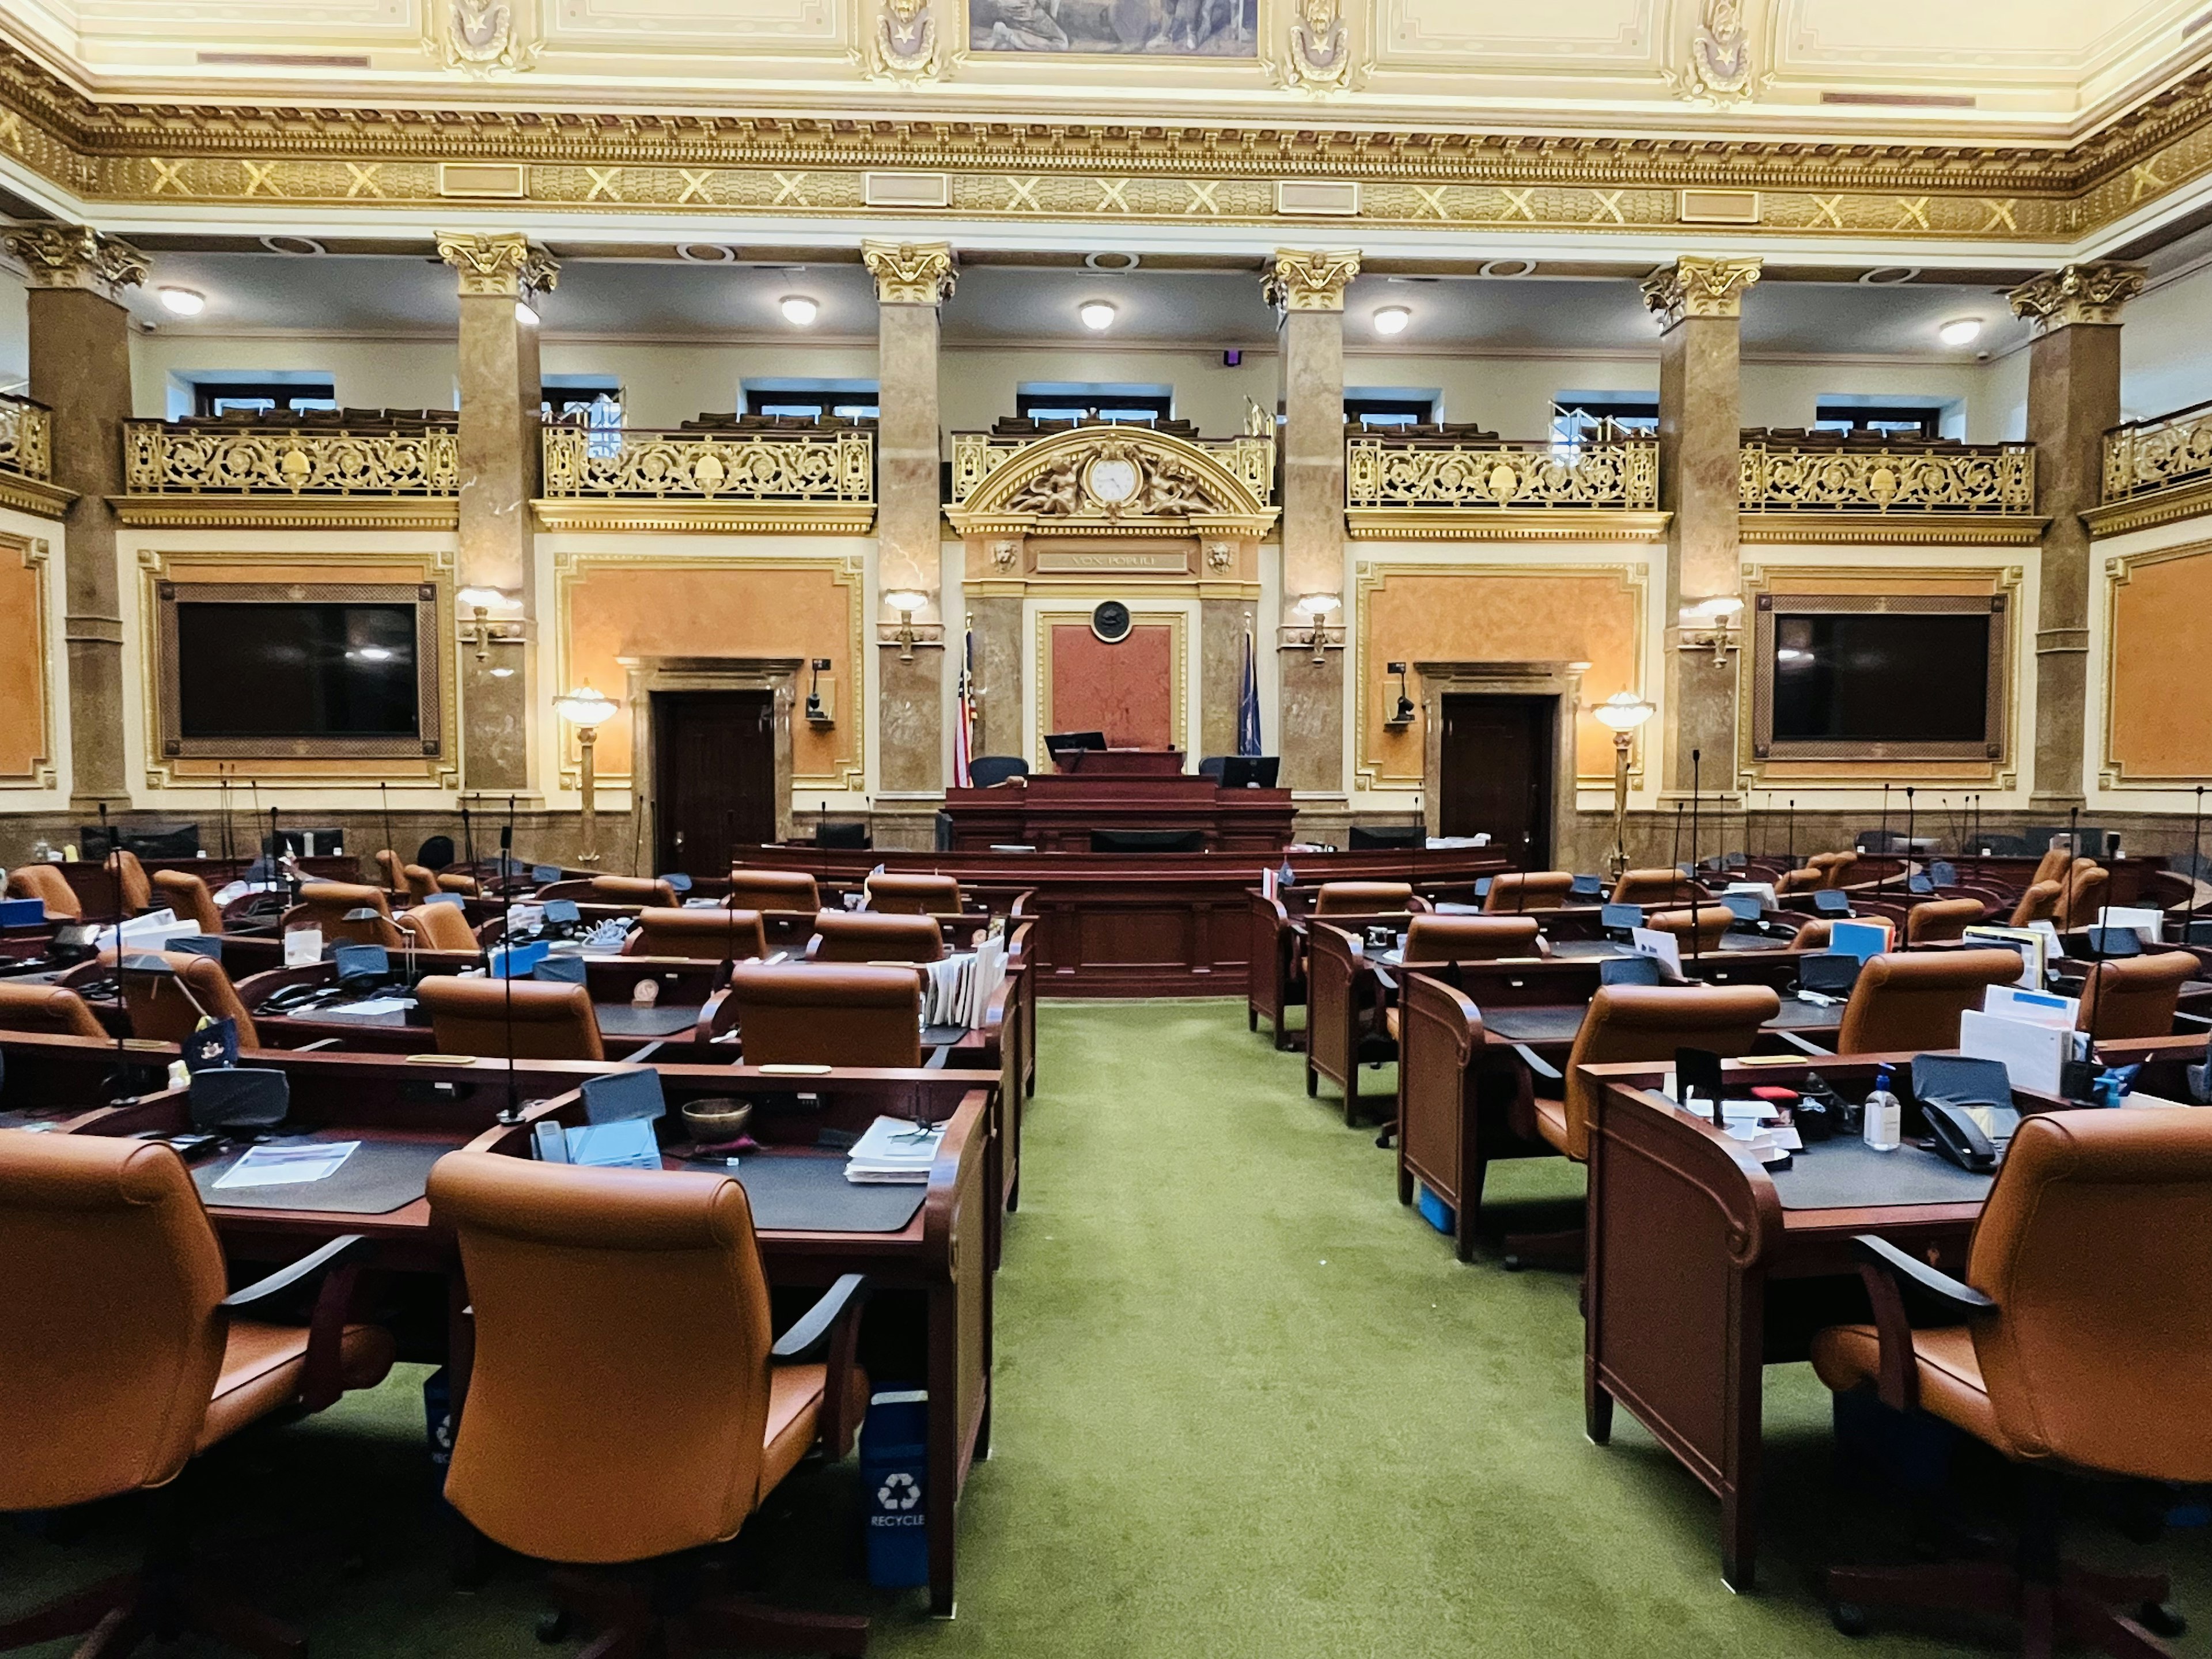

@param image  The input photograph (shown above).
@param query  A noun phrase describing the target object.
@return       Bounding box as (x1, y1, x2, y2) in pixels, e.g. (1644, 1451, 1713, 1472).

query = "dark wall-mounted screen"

(1769, 612, 1990, 744)
(176, 602, 420, 740)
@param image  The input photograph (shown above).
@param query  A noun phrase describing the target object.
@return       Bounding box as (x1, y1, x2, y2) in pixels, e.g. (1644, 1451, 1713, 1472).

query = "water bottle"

(1862, 1063, 1902, 1153)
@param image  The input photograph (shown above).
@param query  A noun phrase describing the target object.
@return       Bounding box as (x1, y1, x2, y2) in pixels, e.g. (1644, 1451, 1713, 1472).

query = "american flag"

(954, 624, 975, 787)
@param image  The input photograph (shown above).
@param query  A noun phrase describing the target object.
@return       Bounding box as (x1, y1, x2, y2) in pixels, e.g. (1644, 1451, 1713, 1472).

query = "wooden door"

(1438, 694, 1555, 866)
(652, 690, 775, 876)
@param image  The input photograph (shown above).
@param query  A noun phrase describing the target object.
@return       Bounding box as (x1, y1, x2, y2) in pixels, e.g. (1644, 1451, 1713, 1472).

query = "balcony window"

(743, 379, 880, 424)
(1551, 397, 1657, 450)
(1812, 401, 1949, 440)
(192, 380, 338, 418)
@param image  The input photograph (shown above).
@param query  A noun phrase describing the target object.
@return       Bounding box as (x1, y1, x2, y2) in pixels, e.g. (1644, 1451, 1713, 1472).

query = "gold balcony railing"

(0, 393, 53, 481)
(952, 428, 1273, 506)
(1346, 435, 1659, 511)
(1740, 439, 2035, 514)
(541, 425, 873, 503)
(122, 419, 459, 496)
(2101, 400, 2212, 505)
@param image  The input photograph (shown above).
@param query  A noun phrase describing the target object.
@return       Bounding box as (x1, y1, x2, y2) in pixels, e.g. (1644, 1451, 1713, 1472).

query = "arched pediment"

(947, 426, 1278, 537)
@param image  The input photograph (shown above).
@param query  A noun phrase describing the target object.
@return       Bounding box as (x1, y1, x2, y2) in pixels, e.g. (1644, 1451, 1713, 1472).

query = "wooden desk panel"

(942, 775, 1294, 854)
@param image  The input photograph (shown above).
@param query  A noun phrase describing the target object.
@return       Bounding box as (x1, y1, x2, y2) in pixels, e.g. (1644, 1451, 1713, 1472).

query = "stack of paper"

(919, 939, 1007, 1031)
(846, 1115, 946, 1184)
(1958, 983, 2086, 1093)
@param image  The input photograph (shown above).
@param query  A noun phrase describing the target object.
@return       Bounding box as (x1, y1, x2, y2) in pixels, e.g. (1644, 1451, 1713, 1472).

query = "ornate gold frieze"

(1739, 441, 2035, 516)
(1265, 248, 1360, 312)
(948, 426, 1277, 538)
(0, 395, 53, 482)
(1347, 435, 1657, 512)
(1, 222, 148, 297)
(121, 421, 461, 499)
(435, 229, 559, 297)
(537, 425, 874, 533)
(952, 427, 1272, 513)
(2008, 261, 2146, 334)
(1642, 255, 1762, 329)
(862, 238, 955, 305)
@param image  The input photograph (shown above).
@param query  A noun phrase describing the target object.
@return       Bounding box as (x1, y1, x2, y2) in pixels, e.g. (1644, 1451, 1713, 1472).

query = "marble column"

(437, 231, 557, 797)
(1643, 255, 1761, 802)
(2009, 262, 2144, 813)
(864, 241, 955, 804)
(6, 224, 148, 813)
(1267, 249, 1359, 797)
(965, 591, 1023, 762)
(1199, 599, 1249, 762)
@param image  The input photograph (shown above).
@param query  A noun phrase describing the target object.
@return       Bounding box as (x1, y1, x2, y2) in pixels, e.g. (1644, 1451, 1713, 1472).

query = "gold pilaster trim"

(0, 531, 58, 789)
(2086, 479, 2212, 539)
(111, 497, 460, 529)
(435, 230, 560, 298)
(1265, 248, 1361, 312)
(1, 221, 147, 298)
(862, 239, 955, 305)
(532, 502, 875, 535)
(1737, 511, 2046, 546)
(0, 472, 75, 520)
(2100, 537, 2212, 789)
(2008, 261, 2145, 334)
(1346, 508, 1671, 542)
(1641, 255, 1762, 331)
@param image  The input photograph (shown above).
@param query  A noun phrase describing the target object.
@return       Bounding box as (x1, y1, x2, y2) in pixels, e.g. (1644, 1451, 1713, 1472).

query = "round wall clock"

(1084, 454, 1141, 507)
(1091, 600, 1132, 643)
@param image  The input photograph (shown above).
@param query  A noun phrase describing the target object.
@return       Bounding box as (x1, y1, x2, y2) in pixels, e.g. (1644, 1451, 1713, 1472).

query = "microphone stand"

(1670, 800, 1684, 882)
(499, 803, 518, 1126)
(99, 805, 135, 1103)
(1876, 783, 1891, 897)
(381, 782, 396, 890)
(1688, 750, 1704, 969)
(1904, 788, 1916, 895)
(1786, 798, 1796, 873)
(461, 798, 476, 893)
(2191, 786, 2206, 946)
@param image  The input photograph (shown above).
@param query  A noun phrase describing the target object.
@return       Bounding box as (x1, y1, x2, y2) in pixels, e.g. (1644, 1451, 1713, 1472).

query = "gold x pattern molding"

(7, 44, 2212, 248)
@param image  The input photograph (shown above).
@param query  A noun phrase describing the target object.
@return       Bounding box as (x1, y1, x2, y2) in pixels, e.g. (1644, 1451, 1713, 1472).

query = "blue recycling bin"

(858, 1389, 930, 1589)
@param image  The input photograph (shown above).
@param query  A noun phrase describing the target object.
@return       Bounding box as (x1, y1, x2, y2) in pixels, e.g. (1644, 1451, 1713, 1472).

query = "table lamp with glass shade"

(554, 686, 619, 866)
(1592, 691, 1657, 878)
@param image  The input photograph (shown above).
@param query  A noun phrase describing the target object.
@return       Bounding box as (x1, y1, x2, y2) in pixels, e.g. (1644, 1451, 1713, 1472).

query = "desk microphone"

(1688, 749, 1703, 967)
(499, 809, 518, 1124)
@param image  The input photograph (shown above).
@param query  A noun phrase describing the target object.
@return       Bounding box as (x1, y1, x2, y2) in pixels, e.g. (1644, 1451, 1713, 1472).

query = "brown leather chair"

(1505, 983, 1779, 1270)
(427, 1152, 869, 1657)
(437, 870, 482, 896)
(395, 897, 479, 953)
(1610, 868, 1697, 906)
(624, 907, 769, 962)
(1809, 850, 1859, 889)
(2008, 878, 2064, 928)
(416, 976, 605, 1061)
(2059, 861, 2109, 930)
(149, 869, 224, 935)
(374, 848, 407, 895)
(1646, 906, 1730, 954)
(726, 869, 822, 915)
(2079, 950, 2198, 1040)
(0, 1134, 394, 1659)
(1834, 949, 2025, 1056)
(283, 881, 405, 948)
(808, 911, 946, 964)
(1312, 881, 1414, 918)
(1810, 1109, 2212, 1656)
(105, 849, 152, 912)
(0, 980, 107, 1039)
(726, 963, 922, 1067)
(1776, 866, 1822, 896)
(1790, 919, 1834, 950)
(2029, 841, 2077, 888)
(863, 872, 963, 916)
(1403, 915, 1540, 963)
(1483, 872, 1573, 913)
(106, 949, 261, 1049)
(591, 874, 679, 908)
(1904, 896, 1984, 945)
(5, 861, 80, 920)
(400, 862, 442, 900)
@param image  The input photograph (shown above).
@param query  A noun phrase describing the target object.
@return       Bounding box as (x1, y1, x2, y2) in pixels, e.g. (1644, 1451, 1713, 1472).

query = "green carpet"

(5, 999, 2206, 1656)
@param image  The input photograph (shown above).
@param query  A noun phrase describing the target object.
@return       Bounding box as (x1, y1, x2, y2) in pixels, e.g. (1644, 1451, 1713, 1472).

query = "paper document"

(283, 929, 323, 968)
(847, 1115, 946, 1184)
(2097, 906, 2164, 942)
(1958, 1009, 2073, 1094)
(214, 1141, 359, 1190)
(320, 997, 414, 1019)
(1630, 926, 1684, 980)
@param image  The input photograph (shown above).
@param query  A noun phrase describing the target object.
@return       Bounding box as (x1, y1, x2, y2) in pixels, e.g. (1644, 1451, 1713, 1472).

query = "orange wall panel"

(1361, 567, 1643, 783)
(1049, 623, 1175, 749)
(0, 536, 47, 782)
(2109, 548, 2212, 779)
(562, 561, 858, 783)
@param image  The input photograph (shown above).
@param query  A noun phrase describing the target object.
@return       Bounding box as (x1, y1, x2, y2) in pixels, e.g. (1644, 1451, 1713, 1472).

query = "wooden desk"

(55, 854, 361, 919)
(1582, 1052, 1994, 1593)
(941, 773, 1294, 854)
(1052, 747, 1185, 777)
(44, 1041, 998, 1620)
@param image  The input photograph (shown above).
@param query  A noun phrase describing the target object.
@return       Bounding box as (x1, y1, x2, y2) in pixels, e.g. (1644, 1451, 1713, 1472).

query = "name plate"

(1033, 549, 1192, 575)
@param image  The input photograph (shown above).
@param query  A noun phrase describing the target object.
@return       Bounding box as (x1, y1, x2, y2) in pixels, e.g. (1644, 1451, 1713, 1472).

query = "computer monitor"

(1044, 730, 1107, 755)
(1219, 755, 1279, 789)
(1348, 824, 1422, 850)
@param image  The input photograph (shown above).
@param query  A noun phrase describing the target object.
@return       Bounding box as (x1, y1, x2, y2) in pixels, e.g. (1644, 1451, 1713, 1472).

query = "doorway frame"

(1413, 660, 1586, 866)
(619, 655, 802, 873)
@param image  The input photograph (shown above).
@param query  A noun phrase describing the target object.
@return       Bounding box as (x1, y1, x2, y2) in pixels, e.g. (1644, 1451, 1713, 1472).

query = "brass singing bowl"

(681, 1097, 753, 1143)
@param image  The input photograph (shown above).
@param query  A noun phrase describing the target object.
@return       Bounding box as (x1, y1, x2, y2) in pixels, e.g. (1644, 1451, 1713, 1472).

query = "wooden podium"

(941, 767, 1293, 852)
(1051, 747, 1188, 778)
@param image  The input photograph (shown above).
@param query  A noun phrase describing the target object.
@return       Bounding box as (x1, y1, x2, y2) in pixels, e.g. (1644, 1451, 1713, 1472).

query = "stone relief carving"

(1001, 444, 1228, 520)
(1279, 0, 1351, 91)
(861, 0, 942, 82)
(428, 0, 537, 75)
(1671, 0, 1753, 108)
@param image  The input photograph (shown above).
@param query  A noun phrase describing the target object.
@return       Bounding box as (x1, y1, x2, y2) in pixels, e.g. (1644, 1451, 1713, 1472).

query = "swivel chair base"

(538, 1563, 869, 1659)
(1828, 1559, 2183, 1658)
(0, 1567, 304, 1659)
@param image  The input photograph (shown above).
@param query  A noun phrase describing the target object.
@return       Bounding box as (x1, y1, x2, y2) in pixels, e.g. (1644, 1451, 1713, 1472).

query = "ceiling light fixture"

(1080, 301, 1117, 332)
(259, 234, 326, 257)
(1373, 305, 1411, 336)
(514, 300, 539, 327)
(1938, 317, 1984, 347)
(157, 287, 205, 316)
(781, 295, 820, 327)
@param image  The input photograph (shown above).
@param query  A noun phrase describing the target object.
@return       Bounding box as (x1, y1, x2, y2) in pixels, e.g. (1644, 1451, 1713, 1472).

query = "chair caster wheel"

(535, 1608, 572, 1644)
(2138, 1601, 2187, 1638)
(1502, 1256, 1525, 1273)
(1830, 1603, 1869, 1638)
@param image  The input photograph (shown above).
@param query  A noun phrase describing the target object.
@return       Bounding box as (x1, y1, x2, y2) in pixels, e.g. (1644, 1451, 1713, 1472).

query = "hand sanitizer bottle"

(1862, 1063, 1902, 1152)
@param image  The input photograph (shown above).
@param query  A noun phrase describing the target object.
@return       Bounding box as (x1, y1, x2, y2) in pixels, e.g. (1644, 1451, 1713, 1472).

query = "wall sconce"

(880, 589, 938, 661)
(805, 657, 836, 727)
(552, 684, 618, 867)
(1384, 661, 1415, 728)
(1678, 596, 1744, 666)
(1592, 690, 1657, 879)
(1286, 592, 1342, 664)
(457, 585, 525, 668)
